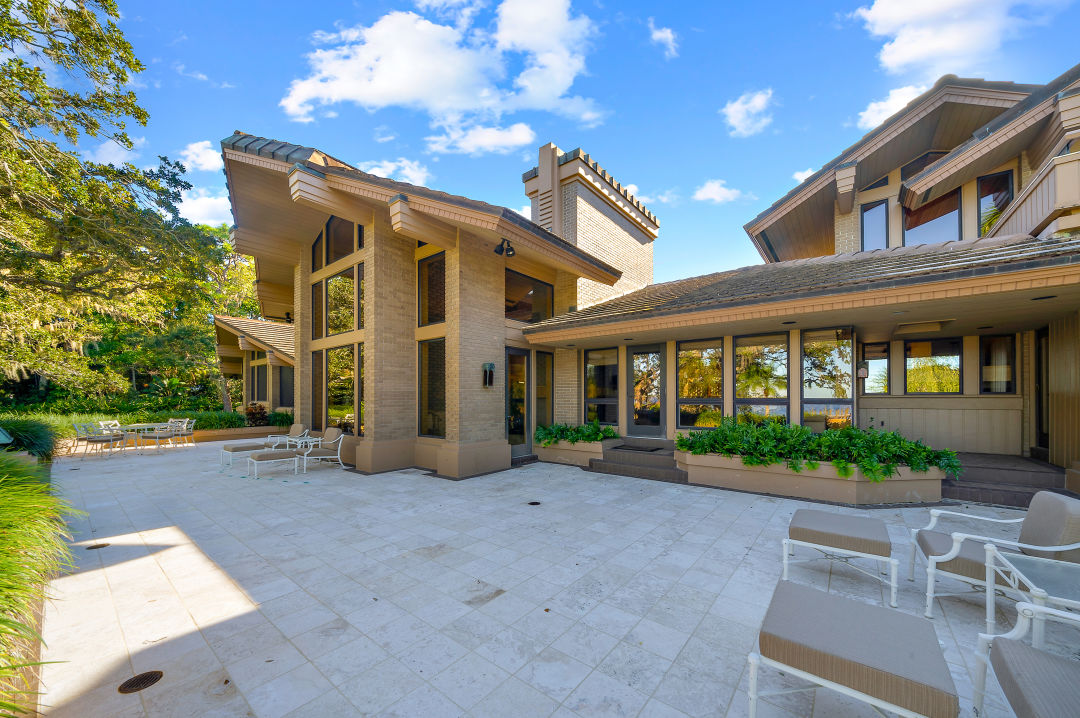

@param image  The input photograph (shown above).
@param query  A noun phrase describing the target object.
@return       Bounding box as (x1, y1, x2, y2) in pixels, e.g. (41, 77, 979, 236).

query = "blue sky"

(106, 0, 1079, 282)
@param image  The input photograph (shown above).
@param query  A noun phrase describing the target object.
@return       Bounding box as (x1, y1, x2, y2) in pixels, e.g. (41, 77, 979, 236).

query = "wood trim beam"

(389, 195, 458, 249)
(835, 163, 857, 215)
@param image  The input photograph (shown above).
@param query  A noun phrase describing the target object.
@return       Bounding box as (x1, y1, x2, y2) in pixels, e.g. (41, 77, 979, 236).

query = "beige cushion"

(991, 637, 1080, 718)
(917, 529, 1016, 583)
(303, 448, 337, 458)
(322, 427, 344, 443)
(1018, 491, 1080, 563)
(789, 509, 891, 558)
(287, 423, 306, 437)
(760, 581, 958, 718)
(222, 442, 269, 453)
(251, 450, 296, 461)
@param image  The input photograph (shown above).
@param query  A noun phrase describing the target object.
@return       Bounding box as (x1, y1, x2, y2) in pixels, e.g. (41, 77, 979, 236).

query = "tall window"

(311, 350, 323, 431)
(418, 253, 446, 326)
(419, 339, 446, 437)
(584, 348, 618, 425)
(905, 339, 961, 394)
(861, 200, 888, 251)
(904, 189, 960, 246)
(802, 328, 853, 430)
(256, 365, 267, 402)
(312, 282, 323, 340)
(326, 216, 355, 264)
(357, 345, 364, 436)
(734, 334, 788, 423)
(978, 171, 1013, 236)
(278, 366, 294, 408)
(677, 339, 723, 428)
(357, 263, 365, 329)
(312, 229, 323, 272)
(536, 351, 554, 428)
(980, 335, 1015, 394)
(861, 343, 889, 395)
(327, 345, 355, 434)
(326, 268, 354, 335)
(505, 269, 554, 323)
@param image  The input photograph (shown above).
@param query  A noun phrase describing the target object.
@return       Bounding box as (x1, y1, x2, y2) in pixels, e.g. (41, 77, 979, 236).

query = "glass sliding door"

(627, 345, 664, 437)
(506, 348, 530, 457)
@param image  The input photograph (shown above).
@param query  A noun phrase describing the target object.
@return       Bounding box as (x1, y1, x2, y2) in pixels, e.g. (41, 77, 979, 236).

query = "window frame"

(583, 347, 619, 426)
(311, 282, 323, 340)
(800, 327, 854, 430)
(860, 199, 889, 251)
(277, 365, 295, 408)
(979, 334, 1016, 395)
(903, 337, 963, 395)
(675, 338, 724, 430)
(535, 350, 555, 428)
(504, 268, 554, 323)
(733, 332, 790, 422)
(325, 344, 357, 435)
(417, 252, 446, 327)
(902, 187, 962, 247)
(324, 266, 355, 337)
(356, 262, 365, 330)
(311, 349, 324, 431)
(325, 216, 357, 265)
(859, 342, 890, 396)
(976, 170, 1014, 238)
(418, 338, 446, 438)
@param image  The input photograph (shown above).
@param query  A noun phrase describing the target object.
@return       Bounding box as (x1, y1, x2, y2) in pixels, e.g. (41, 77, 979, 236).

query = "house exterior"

(217, 60, 1080, 478)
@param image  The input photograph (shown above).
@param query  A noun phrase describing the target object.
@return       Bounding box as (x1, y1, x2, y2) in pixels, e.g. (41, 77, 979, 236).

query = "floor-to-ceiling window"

(536, 351, 554, 428)
(584, 348, 618, 424)
(677, 339, 723, 428)
(419, 338, 446, 437)
(734, 334, 788, 422)
(802, 328, 853, 430)
(326, 345, 356, 434)
(277, 366, 294, 408)
(418, 253, 446, 326)
(311, 350, 324, 431)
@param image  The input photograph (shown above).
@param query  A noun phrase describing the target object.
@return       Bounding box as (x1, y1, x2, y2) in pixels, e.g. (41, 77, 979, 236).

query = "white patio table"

(116, 422, 172, 453)
(986, 544, 1080, 648)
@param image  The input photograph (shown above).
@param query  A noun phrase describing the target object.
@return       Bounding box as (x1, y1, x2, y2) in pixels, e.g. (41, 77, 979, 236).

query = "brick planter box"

(191, 426, 277, 442)
(674, 451, 943, 504)
(535, 439, 619, 467)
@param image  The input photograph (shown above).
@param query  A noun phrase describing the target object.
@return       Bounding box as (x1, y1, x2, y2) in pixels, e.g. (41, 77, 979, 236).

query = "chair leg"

(908, 529, 918, 580)
(782, 538, 791, 580)
(973, 635, 991, 716)
(747, 653, 760, 718)
(924, 562, 937, 618)
(888, 558, 899, 608)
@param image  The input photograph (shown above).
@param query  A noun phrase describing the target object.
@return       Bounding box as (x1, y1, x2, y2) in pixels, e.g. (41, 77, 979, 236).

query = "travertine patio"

(39, 443, 1035, 717)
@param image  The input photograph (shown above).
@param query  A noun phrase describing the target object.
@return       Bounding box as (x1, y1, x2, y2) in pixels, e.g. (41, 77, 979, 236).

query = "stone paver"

(38, 441, 1043, 717)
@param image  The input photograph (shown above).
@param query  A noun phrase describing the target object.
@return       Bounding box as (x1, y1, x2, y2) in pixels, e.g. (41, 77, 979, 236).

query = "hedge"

(534, 421, 619, 447)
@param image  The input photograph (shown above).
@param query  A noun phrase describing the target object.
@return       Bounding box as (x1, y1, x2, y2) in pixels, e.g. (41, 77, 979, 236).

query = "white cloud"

(792, 167, 815, 183)
(692, 179, 753, 204)
(374, 125, 396, 143)
(180, 188, 232, 226)
(425, 122, 536, 155)
(721, 89, 774, 138)
(647, 18, 678, 59)
(174, 63, 208, 82)
(282, 2, 600, 152)
(179, 140, 223, 172)
(852, 0, 1067, 78)
(625, 183, 677, 205)
(85, 136, 147, 165)
(857, 84, 926, 129)
(515, 204, 532, 219)
(356, 157, 432, 186)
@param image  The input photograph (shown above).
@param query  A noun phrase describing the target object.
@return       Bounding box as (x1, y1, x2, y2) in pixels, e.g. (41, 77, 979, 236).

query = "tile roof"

(523, 233, 1080, 334)
(214, 315, 295, 359)
(221, 131, 621, 280)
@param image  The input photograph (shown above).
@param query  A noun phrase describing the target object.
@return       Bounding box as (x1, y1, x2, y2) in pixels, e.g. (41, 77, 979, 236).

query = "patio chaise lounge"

(974, 601, 1080, 717)
(219, 424, 309, 468)
(246, 450, 298, 478)
(783, 508, 899, 606)
(748, 581, 958, 718)
(911, 491, 1080, 627)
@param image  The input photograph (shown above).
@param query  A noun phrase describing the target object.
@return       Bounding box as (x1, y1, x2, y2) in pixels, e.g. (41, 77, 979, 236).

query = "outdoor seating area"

(72, 419, 197, 457)
(35, 440, 1080, 717)
(216, 424, 349, 476)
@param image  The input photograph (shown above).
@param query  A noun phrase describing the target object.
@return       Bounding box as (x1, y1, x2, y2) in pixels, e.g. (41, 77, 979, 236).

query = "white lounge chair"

(911, 491, 1080, 629)
(266, 423, 308, 449)
(298, 427, 346, 472)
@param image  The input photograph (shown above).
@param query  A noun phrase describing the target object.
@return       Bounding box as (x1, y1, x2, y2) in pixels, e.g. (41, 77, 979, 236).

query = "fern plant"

(534, 421, 619, 447)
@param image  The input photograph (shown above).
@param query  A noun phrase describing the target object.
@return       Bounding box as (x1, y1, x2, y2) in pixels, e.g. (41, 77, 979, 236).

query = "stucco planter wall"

(675, 451, 943, 504)
(536, 439, 619, 467)
(192, 426, 278, 442)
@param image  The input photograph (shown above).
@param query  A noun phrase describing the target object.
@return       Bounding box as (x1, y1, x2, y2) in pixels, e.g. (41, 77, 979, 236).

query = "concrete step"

(942, 481, 1079, 508)
(511, 454, 538, 467)
(587, 459, 688, 484)
(603, 445, 677, 469)
(957, 453, 1065, 489)
(617, 437, 676, 451)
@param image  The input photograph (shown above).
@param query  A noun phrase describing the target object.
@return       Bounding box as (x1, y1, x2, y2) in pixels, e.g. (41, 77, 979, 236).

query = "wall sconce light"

(494, 238, 515, 257)
(482, 362, 495, 387)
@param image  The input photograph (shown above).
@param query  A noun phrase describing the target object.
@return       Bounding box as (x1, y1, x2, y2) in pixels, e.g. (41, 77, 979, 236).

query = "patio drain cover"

(85, 543, 110, 550)
(528, 501, 541, 506)
(117, 671, 163, 694)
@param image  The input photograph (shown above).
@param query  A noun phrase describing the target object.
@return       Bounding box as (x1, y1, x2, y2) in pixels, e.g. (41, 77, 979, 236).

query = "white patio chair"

(266, 423, 308, 449)
(142, 422, 177, 450)
(298, 427, 346, 472)
(911, 491, 1080, 626)
(168, 418, 196, 446)
(77, 423, 122, 457)
(973, 602, 1080, 716)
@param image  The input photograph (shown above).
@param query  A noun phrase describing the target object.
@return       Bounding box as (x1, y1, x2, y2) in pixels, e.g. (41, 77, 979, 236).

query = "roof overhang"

(213, 316, 295, 365)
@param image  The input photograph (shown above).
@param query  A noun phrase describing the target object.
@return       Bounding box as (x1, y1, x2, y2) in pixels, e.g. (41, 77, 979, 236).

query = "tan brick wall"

(553, 348, 580, 424)
(1020, 151, 1033, 190)
(834, 201, 859, 254)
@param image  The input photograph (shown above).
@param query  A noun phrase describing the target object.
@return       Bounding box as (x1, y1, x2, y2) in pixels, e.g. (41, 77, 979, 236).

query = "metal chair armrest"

(953, 532, 1080, 554)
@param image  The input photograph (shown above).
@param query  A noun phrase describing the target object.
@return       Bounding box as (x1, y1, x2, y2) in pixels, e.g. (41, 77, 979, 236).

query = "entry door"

(1036, 327, 1050, 449)
(506, 348, 530, 457)
(627, 345, 665, 437)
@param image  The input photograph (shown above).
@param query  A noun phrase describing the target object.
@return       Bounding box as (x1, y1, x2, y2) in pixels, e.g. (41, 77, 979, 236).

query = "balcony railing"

(988, 150, 1080, 238)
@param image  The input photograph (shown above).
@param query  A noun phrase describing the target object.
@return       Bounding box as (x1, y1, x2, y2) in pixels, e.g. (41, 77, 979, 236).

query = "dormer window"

(977, 171, 1013, 236)
(903, 189, 960, 246)
(860, 200, 888, 251)
(900, 151, 949, 181)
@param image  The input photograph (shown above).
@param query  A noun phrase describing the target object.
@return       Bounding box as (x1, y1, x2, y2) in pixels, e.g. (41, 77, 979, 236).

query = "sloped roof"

(523, 233, 1080, 334)
(214, 315, 295, 360)
(221, 131, 621, 280)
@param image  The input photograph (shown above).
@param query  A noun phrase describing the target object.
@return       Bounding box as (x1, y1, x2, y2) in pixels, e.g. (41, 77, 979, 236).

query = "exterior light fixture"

(494, 238, 515, 257)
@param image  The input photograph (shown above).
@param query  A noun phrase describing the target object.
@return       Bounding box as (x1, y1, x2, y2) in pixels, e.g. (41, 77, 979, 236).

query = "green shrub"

(534, 421, 619, 447)
(675, 417, 962, 481)
(141, 410, 245, 430)
(0, 455, 75, 715)
(0, 420, 56, 461)
(267, 411, 294, 428)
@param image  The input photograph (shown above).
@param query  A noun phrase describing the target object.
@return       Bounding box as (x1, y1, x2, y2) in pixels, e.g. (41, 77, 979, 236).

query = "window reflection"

(677, 339, 723, 428)
(905, 339, 961, 393)
(326, 268, 354, 335)
(585, 348, 618, 425)
(326, 345, 355, 434)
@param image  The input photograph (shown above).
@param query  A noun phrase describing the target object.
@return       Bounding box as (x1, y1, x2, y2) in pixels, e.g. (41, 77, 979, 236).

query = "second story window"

(418, 253, 446, 326)
(326, 216, 356, 264)
(860, 199, 888, 251)
(505, 269, 553, 323)
(904, 189, 960, 246)
(978, 171, 1013, 236)
(326, 268, 354, 335)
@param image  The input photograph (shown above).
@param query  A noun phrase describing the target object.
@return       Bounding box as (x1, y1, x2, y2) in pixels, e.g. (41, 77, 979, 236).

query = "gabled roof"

(214, 315, 295, 361)
(221, 131, 621, 281)
(523, 233, 1080, 334)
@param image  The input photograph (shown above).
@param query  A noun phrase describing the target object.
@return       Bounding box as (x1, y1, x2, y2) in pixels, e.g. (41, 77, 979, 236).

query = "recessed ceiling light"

(566, 344, 575, 347)
(781, 321, 796, 325)
(1031, 295, 1057, 301)
(892, 310, 907, 315)
(977, 325, 993, 330)
(623, 338, 634, 341)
